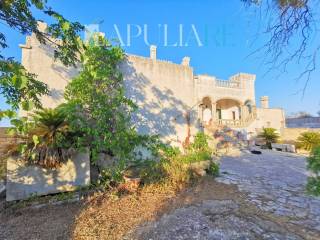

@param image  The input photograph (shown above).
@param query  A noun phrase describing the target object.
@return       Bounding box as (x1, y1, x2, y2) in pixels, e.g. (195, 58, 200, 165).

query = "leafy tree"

(0, 0, 84, 119)
(296, 131, 320, 151)
(63, 35, 138, 162)
(258, 127, 280, 149)
(306, 146, 320, 196)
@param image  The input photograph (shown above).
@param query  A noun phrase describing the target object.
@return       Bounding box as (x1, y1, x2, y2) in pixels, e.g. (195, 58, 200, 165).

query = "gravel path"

(217, 150, 320, 233)
(131, 150, 320, 240)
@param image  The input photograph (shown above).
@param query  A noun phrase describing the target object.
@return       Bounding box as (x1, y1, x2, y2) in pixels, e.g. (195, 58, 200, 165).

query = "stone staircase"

(204, 125, 249, 151)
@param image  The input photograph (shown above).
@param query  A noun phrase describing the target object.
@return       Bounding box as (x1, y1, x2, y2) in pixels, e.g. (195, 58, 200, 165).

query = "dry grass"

(72, 183, 178, 240)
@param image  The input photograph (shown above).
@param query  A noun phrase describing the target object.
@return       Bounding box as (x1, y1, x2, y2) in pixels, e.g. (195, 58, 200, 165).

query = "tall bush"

(306, 147, 320, 196)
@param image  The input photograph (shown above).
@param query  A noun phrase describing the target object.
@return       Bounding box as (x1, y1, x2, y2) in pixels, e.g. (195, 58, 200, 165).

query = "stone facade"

(19, 26, 285, 144)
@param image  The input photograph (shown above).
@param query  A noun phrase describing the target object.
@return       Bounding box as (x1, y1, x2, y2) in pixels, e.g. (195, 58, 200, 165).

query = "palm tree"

(22, 107, 77, 168)
(258, 128, 280, 149)
(296, 132, 320, 151)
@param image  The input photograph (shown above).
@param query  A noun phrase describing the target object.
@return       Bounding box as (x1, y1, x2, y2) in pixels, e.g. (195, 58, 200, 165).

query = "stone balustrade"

(215, 79, 241, 88)
(210, 110, 257, 128)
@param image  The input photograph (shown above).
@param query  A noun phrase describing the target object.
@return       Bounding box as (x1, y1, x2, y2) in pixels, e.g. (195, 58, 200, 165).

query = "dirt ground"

(0, 178, 236, 240)
(1, 176, 315, 240)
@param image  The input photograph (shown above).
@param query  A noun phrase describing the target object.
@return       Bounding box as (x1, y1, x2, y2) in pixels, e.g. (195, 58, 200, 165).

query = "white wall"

(247, 108, 285, 133)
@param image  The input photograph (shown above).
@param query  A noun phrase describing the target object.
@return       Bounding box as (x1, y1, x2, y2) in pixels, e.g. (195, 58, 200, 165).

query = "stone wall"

(281, 127, 320, 142)
(122, 55, 197, 145)
(243, 108, 286, 135)
(6, 150, 90, 201)
(286, 117, 320, 128)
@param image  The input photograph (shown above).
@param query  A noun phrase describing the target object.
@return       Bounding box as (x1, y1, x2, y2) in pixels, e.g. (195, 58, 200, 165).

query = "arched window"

(244, 100, 253, 114)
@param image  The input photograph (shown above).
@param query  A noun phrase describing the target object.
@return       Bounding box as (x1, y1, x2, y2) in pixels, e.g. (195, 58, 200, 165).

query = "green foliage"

(296, 132, 320, 151)
(258, 128, 280, 149)
(0, 156, 5, 181)
(306, 147, 320, 196)
(183, 132, 213, 163)
(0, 0, 83, 119)
(136, 133, 217, 187)
(207, 162, 220, 177)
(97, 161, 126, 189)
(0, 59, 49, 114)
(64, 36, 139, 163)
(9, 107, 79, 168)
(0, 0, 84, 65)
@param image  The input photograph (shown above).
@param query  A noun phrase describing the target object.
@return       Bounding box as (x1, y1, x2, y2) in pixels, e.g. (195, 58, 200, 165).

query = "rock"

(189, 160, 211, 176)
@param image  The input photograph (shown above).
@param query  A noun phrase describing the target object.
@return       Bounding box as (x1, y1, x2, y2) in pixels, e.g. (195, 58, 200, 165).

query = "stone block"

(271, 143, 296, 153)
(6, 150, 90, 201)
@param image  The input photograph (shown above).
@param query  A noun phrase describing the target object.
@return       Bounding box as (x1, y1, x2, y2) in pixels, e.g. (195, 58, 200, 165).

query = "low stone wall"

(281, 128, 320, 142)
(6, 150, 90, 201)
(286, 117, 320, 128)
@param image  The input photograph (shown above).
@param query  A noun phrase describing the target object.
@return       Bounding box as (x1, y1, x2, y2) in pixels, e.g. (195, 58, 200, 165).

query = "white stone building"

(19, 26, 285, 146)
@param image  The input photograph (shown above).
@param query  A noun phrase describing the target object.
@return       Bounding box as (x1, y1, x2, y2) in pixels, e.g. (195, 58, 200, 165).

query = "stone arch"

(244, 99, 254, 114)
(199, 96, 213, 123)
(215, 98, 242, 120)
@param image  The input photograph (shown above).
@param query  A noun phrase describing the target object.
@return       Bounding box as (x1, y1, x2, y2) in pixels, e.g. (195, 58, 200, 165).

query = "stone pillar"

(211, 102, 217, 120)
(240, 105, 247, 120)
(150, 45, 157, 60)
(260, 96, 269, 108)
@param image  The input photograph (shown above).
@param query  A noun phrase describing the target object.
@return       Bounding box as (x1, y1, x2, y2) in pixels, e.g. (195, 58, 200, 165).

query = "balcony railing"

(215, 79, 241, 88)
(207, 110, 257, 129)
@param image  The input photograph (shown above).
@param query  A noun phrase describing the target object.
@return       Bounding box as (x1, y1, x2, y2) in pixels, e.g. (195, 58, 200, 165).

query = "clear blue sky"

(1, 0, 319, 126)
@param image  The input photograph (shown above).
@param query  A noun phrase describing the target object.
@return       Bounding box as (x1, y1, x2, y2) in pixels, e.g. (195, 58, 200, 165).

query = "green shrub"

(97, 161, 126, 189)
(258, 128, 279, 149)
(0, 157, 5, 180)
(296, 132, 320, 151)
(207, 162, 220, 177)
(8, 107, 79, 168)
(306, 147, 320, 196)
(137, 132, 217, 187)
(183, 132, 214, 163)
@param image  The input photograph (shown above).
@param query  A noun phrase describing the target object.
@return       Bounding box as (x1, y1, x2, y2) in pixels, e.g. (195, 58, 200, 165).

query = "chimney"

(37, 21, 48, 33)
(260, 96, 269, 108)
(150, 45, 157, 60)
(181, 57, 190, 66)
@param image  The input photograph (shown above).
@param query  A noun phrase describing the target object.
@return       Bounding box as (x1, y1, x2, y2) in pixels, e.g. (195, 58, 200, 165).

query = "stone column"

(240, 105, 247, 120)
(211, 102, 217, 120)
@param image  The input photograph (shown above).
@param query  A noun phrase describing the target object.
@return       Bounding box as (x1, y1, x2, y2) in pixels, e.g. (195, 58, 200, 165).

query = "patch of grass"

(0, 157, 6, 181)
